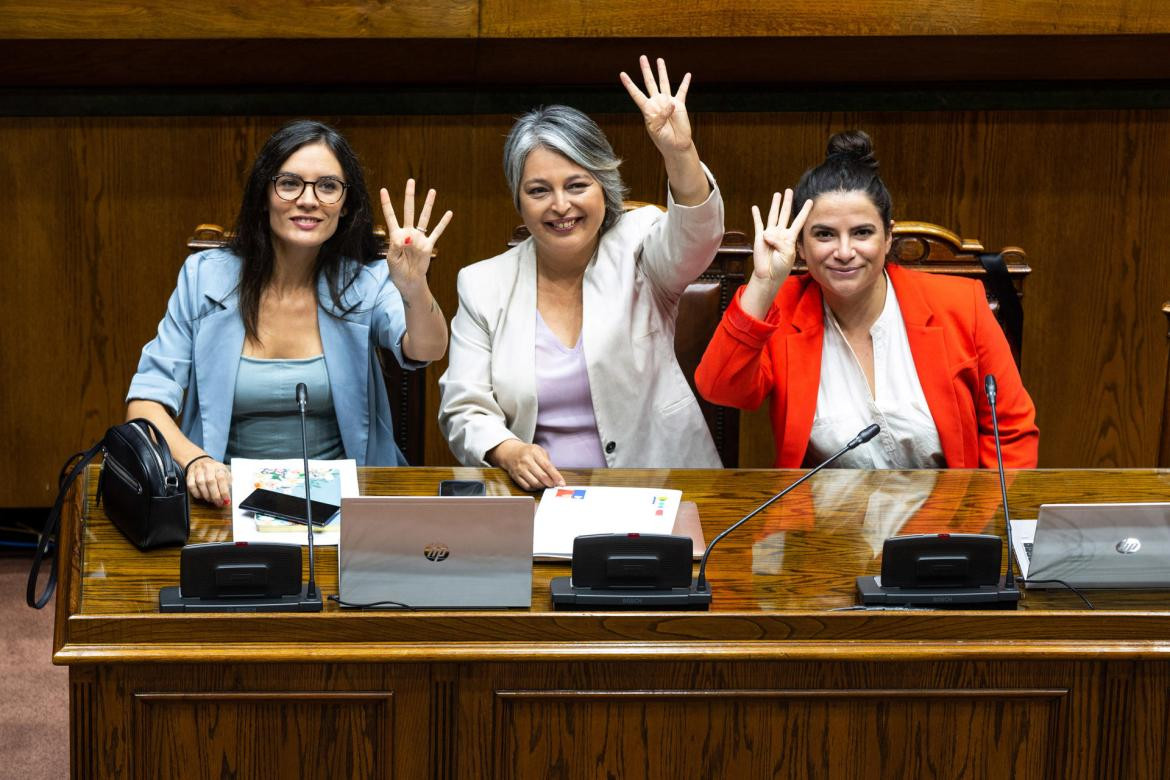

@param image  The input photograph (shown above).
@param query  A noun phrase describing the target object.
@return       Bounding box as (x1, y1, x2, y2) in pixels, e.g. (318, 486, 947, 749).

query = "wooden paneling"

(1125, 662, 1170, 777)
(478, 0, 1170, 38)
(81, 664, 426, 779)
(7, 4, 1170, 90)
(7, 37, 1170, 88)
(0, 0, 477, 39)
(137, 692, 393, 778)
(468, 661, 1084, 778)
(6, 0, 1169, 41)
(4, 109, 1170, 503)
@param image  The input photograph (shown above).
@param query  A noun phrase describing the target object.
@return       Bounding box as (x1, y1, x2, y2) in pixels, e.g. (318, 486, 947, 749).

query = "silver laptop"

(339, 496, 535, 608)
(1010, 503, 1170, 588)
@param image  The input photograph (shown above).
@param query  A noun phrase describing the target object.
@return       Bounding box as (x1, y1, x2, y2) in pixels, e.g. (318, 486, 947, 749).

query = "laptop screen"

(1018, 503, 1170, 589)
(338, 495, 535, 609)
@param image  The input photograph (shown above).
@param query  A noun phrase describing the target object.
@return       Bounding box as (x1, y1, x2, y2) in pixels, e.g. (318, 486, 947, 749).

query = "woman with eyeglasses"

(126, 120, 450, 504)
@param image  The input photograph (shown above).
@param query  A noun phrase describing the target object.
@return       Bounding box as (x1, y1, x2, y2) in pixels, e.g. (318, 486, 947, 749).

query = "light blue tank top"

(225, 355, 346, 462)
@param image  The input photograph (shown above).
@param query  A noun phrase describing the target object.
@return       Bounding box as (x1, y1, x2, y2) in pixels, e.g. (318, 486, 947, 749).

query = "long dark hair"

(793, 129, 893, 229)
(229, 120, 381, 343)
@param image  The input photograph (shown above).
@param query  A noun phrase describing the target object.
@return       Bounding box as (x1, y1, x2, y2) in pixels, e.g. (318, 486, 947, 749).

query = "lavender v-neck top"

(533, 312, 606, 468)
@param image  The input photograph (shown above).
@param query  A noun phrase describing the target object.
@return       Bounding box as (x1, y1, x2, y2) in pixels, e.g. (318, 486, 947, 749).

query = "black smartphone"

(439, 479, 487, 497)
(238, 488, 340, 526)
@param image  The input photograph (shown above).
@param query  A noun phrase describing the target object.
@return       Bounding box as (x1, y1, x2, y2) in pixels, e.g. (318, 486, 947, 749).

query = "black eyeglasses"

(270, 173, 349, 205)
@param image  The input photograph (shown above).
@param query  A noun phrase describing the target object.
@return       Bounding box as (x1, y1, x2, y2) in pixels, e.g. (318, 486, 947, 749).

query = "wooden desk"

(55, 468, 1170, 778)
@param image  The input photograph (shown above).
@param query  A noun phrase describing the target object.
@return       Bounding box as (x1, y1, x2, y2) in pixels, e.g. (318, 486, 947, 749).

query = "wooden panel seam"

(135, 691, 396, 701)
(493, 687, 1070, 700)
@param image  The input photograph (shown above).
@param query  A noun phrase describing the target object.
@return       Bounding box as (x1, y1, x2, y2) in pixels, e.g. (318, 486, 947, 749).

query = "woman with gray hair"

(439, 56, 724, 489)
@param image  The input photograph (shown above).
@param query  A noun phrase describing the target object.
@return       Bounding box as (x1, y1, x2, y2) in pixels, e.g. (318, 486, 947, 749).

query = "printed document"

(532, 486, 682, 558)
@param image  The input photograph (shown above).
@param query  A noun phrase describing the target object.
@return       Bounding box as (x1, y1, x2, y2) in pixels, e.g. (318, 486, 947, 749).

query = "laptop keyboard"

(1023, 541, 1033, 560)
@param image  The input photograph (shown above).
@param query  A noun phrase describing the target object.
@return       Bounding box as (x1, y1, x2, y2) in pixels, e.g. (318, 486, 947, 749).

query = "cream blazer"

(439, 178, 725, 468)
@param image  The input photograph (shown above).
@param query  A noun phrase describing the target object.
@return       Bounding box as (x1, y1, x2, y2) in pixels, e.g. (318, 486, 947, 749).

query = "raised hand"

(738, 189, 813, 320)
(620, 55, 694, 156)
(380, 179, 453, 293)
(752, 189, 812, 284)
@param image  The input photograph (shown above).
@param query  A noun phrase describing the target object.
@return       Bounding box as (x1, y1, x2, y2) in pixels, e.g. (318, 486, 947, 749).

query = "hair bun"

(826, 130, 878, 170)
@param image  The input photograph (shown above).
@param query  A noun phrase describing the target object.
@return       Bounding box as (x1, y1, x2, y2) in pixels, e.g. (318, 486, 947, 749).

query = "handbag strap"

(126, 417, 182, 488)
(26, 440, 105, 609)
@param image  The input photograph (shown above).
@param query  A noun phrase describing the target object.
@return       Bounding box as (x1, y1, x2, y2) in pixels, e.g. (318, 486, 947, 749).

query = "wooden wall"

(4, 1, 1170, 505)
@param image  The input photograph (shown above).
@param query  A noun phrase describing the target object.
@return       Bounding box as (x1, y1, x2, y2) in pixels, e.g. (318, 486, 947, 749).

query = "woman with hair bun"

(696, 130, 1038, 468)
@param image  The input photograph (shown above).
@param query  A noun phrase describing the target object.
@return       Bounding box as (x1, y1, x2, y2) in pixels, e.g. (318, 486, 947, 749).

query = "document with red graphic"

(532, 486, 682, 559)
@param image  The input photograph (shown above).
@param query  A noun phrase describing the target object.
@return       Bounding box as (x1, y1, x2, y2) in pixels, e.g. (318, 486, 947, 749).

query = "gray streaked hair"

(503, 105, 628, 232)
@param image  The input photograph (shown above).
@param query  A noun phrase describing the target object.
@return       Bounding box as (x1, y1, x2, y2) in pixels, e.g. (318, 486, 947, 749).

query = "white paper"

(532, 485, 682, 558)
(230, 458, 360, 546)
(1008, 519, 1037, 580)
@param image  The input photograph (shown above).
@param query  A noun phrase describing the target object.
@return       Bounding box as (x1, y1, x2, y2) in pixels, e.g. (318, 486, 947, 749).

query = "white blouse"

(805, 273, 945, 469)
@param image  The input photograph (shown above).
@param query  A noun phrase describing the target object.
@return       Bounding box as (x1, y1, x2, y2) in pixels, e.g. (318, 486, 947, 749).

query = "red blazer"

(695, 264, 1039, 468)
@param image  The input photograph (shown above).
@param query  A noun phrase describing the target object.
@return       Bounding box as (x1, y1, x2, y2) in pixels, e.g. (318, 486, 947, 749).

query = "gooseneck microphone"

(155, 385, 324, 612)
(296, 382, 318, 601)
(695, 423, 881, 593)
(985, 375, 1016, 589)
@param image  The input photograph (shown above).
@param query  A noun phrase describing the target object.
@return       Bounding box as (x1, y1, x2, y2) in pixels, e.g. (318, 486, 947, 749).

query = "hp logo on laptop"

(423, 543, 450, 562)
(1116, 537, 1142, 554)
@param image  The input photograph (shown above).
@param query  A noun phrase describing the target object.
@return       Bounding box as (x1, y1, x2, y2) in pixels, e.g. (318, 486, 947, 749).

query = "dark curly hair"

(229, 119, 381, 343)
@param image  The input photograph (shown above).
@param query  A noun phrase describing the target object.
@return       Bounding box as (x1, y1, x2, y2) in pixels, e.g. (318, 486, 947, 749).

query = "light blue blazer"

(127, 248, 425, 466)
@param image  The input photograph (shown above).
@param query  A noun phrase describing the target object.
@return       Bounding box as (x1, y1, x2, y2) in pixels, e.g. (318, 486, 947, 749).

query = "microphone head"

(984, 374, 997, 404)
(846, 423, 881, 448)
(296, 382, 309, 408)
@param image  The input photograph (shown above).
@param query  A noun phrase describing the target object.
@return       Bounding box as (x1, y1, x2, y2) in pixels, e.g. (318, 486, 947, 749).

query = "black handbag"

(26, 418, 190, 608)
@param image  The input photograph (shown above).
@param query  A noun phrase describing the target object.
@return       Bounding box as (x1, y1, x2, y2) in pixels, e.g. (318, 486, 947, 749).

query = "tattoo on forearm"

(402, 295, 439, 314)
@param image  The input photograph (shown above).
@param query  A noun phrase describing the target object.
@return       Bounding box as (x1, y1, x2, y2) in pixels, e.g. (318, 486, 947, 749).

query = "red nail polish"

(223, 499, 230, 506)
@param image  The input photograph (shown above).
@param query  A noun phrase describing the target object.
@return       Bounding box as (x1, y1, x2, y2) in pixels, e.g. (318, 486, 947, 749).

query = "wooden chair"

(186, 224, 428, 466)
(881, 221, 1031, 363)
(511, 215, 1030, 468)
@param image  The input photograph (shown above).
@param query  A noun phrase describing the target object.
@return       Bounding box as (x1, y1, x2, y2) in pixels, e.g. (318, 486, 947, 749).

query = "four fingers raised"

(622, 54, 691, 103)
(380, 181, 454, 250)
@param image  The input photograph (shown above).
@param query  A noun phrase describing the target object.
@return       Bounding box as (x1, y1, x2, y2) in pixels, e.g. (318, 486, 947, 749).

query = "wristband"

(184, 454, 213, 472)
